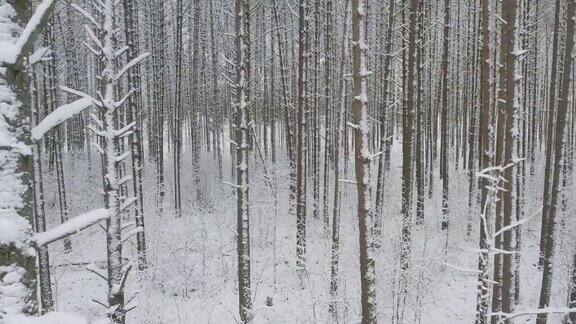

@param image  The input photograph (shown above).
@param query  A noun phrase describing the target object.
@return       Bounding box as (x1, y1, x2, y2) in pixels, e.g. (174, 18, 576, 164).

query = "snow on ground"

(40, 138, 576, 323)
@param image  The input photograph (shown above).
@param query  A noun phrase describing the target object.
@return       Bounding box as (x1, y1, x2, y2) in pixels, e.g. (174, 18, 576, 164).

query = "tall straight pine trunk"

(296, 0, 309, 277)
(539, 0, 561, 266)
(537, 0, 576, 322)
(476, 1, 492, 323)
(0, 0, 51, 317)
(234, 0, 253, 321)
(351, 0, 378, 321)
(494, 0, 519, 321)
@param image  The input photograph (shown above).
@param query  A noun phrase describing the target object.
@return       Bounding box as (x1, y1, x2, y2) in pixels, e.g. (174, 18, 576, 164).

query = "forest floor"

(42, 140, 575, 323)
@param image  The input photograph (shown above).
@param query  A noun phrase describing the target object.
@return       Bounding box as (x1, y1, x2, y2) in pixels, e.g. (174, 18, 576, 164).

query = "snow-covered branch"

(116, 52, 149, 79)
(31, 98, 93, 140)
(71, 3, 101, 29)
(34, 208, 110, 246)
(60, 85, 102, 106)
(0, 0, 56, 64)
(29, 46, 51, 65)
(493, 307, 576, 322)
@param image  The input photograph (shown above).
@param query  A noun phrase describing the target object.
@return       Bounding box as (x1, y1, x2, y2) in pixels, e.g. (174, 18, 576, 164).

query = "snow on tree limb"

(492, 307, 576, 321)
(31, 98, 93, 140)
(29, 46, 50, 65)
(70, 3, 100, 29)
(116, 52, 149, 80)
(60, 85, 101, 106)
(0, 0, 56, 64)
(493, 216, 532, 238)
(34, 209, 110, 246)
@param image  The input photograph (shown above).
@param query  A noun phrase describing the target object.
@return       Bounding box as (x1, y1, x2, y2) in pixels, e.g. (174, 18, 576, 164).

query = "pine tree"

(352, 0, 378, 321)
(234, 0, 253, 321)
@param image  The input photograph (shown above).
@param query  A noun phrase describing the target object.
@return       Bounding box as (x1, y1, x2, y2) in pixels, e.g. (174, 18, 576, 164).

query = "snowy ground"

(42, 139, 575, 323)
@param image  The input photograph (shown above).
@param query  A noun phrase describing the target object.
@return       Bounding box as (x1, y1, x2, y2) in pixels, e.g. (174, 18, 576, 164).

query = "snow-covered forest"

(1, 0, 576, 323)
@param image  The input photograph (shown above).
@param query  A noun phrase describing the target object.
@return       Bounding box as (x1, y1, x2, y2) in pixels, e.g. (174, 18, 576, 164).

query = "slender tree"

(234, 0, 253, 321)
(329, 0, 351, 319)
(494, 0, 519, 320)
(539, 0, 561, 266)
(296, 0, 309, 278)
(123, 0, 147, 270)
(352, 0, 378, 321)
(173, 0, 184, 217)
(537, 0, 576, 322)
(374, 0, 395, 236)
(476, 0, 493, 322)
(440, 0, 451, 231)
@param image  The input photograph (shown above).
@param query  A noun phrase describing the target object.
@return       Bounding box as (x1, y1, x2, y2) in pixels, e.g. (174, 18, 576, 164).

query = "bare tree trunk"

(321, 0, 334, 234)
(99, 2, 135, 321)
(415, 0, 425, 225)
(539, 0, 561, 266)
(209, 0, 223, 181)
(173, 0, 184, 217)
(31, 58, 53, 313)
(476, 1, 492, 322)
(401, 0, 416, 279)
(537, 0, 576, 322)
(296, 0, 309, 278)
(234, 0, 253, 321)
(494, 0, 519, 321)
(568, 251, 576, 323)
(123, 0, 147, 270)
(44, 16, 72, 252)
(440, 0, 450, 232)
(352, 0, 378, 321)
(374, 0, 395, 238)
(312, 0, 321, 221)
(151, 0, 166, 214)
(271, 0, 296, 224)
(329, 0, 351, 319)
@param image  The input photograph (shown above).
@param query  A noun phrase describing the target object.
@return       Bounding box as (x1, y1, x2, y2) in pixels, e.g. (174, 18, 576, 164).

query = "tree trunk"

(476, 1, 492, 323)
(173, 0, 184, 217)
(296, 0, 309, 278)
(0, 0, 54, 317)
(122, 0, 147, 270)
(329, 0, 351, 318)
(352, 0, 378, 321)
(537, 0, 576, 322)
(539, 0, 561, 267)
(374, 0, 395, 238)
(234, 0, 253, 321)
(440, 0, 450, 232)
(495, 0, 519, 321)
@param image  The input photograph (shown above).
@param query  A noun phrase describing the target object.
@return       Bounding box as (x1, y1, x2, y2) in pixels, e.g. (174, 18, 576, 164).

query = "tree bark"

(234, 0, 253, 321)
(537, 0, 576, 322)
(352, 0, 378, 321)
